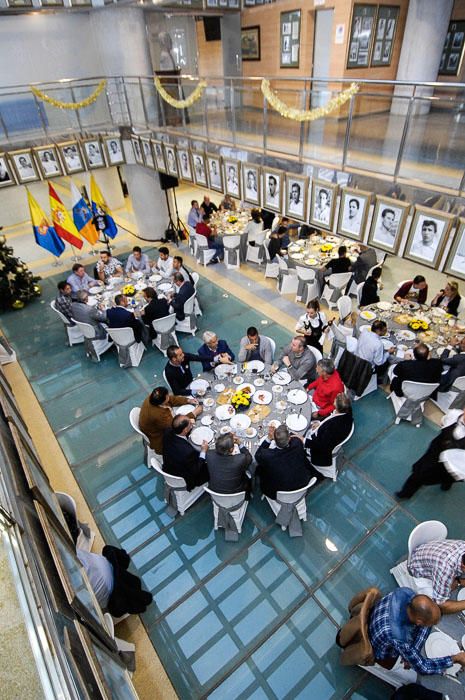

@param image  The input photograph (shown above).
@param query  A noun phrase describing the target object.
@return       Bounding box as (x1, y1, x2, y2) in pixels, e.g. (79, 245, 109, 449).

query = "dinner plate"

(233, 375, 243, 384)
(292, 253, 304, 260)
(215, 364, 237, 378)
(215, 404, 236, 420)
(359, 325, 372, 334)
(89, 286, 101, 295)
(109, 276, 123, 285)
(201, 415, 213, 426)
(395, 330, 416, 341)
(175, 404, 194, 416)
(286, 413, 308, 432)
(431, 306, 447, 316)
(87, 297, 98, 307)
(406, 301, 420, 310)
(131, 271, 145, 279)
(272, 371, 292, 385)
(203, 397, 215, 408)
(305, 258, 318, 265)
(244, 427, 257, 439)
(189, 379, 209, 392)
(158, 282, 172, 293)
(190, 426, 214, 446)
(276, 400, 288, 411)
(377, 301, 392, 311)
(253, 390, 272, 405)
(246, 360, 265, 373)
(457, 587, 465, 601)
(254, 377, 265, 387)
(360, 310, 376, 321)
(268, 419, 281, 429)
(214, 383, 225, 392)
(236, 383, 256, 395)
(149, 273, 162, 282)
(135, 282, 146, 291)
(287, 389, 308, 405)
(230, 414, 251, 430)
(272, 384, 284, 393)
(220, 425, 231, 435)
(425, 631, 460, 676)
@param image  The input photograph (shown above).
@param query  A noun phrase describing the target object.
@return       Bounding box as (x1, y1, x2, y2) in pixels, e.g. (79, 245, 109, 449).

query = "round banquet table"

(287, 234, 359, 271)
(210, 210, 251, 261)
(88, 272, 175, 316)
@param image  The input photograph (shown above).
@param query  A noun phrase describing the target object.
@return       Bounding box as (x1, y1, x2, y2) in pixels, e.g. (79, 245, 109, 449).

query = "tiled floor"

(2, 254, 464, 700)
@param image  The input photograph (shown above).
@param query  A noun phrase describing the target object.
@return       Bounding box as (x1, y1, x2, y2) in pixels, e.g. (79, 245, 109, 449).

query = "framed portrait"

(0, 153, 16, 188)
(223, 158, 241, 199)
(82, 139, 105, 170)
(102, 136, 125, 166)
(10, 148, 40, 184)
(192, 150, 207, 187)
(262, 168, 282, 213)
(284, 173, 308, 222)
(241, 26, 261, 61)
(152, 140, 166, 173)
(439, 20, 465, 76)
(367, 196, 410, 254)
(337, 187, 372, 241)
(371, 6, 399, 67)
(34, 145, 63, 179)
(309, 180, 338, 231)
(242, 164, 261, 206)
(444, 219, 465, 281)
(347, 4, 377, 69)
(404, 206, 454, 269)
(280, 10, 301, 68)
(131, 137, 143, 166)
(140, 137, 155, 169)
(176, 148, 193, 182)
(206, 153, 223, 193)
(58, 141, 85, 175)
(164, 144, 178, 177)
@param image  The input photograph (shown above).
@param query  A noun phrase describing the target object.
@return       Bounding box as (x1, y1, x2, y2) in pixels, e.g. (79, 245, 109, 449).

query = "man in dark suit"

(390, 343, 442, 398)
(106, 294, 146, 344)
(71, 290, 108, 339)
(164, 345, 205, 395)
(162, 415, 209, 491)
(197, 331, 235, 372)
(305, 393, 354, 469)
(350, 245, 377, 284)
(141, 287, 170, 338)
(439, 337, 465, 392)
(255, 424, 314, 499)
(359, 267, 382, 307)
(168, 273, 195, 321)
(206, 432, 253, 496)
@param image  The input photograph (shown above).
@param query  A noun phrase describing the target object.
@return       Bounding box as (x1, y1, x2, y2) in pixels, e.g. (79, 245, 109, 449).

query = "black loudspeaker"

(158, 172, 179, 190)
(203, 17, 221, 41)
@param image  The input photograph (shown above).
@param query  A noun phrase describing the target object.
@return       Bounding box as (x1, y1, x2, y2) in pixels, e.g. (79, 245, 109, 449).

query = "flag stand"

(98, 231, 116, 252)
(70, 245, 82, 262)
(51, 256, 63, 267)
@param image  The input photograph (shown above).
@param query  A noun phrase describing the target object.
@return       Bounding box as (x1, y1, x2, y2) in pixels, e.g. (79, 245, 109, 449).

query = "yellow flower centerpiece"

(320, 243, 333, 253)
(408, 319, 429, 331)
(231, 388, 252, 412)
(122, 284, 135, 297)
(228, 216, 238, 224)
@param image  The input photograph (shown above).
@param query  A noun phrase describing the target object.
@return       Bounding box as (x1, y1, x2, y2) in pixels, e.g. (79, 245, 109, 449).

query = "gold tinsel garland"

(261, 79, 360, 122)
(30, 80, 107, 110)
(154, 76, 207, 109)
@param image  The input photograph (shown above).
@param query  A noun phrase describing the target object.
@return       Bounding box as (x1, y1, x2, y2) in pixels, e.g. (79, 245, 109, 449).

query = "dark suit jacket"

(197, 339, 235, 372)
(106, 306, 143, 343)
(305, 413, 353, 467)
(162, 429, 208, 491)
(143, 297, 170, 337)
(351, 248, 377, 283)
(440, 351, 465, 391)
(171, 281, 195, 321)
(360, 277, 380, 307)
(206, 447, 252, 494)
(255, 437, 312, 499)
(164, 353, 203, 395)
(325, 257, 351, 274)
(390, 358, 443, 397)
(432, 294, 461, 317)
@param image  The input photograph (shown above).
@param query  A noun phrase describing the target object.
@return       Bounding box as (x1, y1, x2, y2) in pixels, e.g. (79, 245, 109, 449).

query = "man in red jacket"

(195, 215, 224, 263)
(394, 275, 428, 305)
(307, 357, 344, 419)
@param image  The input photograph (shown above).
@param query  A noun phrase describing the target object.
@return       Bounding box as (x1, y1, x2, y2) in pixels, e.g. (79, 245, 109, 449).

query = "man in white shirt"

(155, 246, 174, 278)
(288, 183, 303, 216)
(227, 165, 239, 196)
(245, 169, 258, 201)
(342, 198, 362, 233)
(187, 200, 203, 229)
(209, 160, 221, 188)
(77, 549, 114, 609)
(266, 175, 279, 207)
(67, 263, 101, 293)
(410, 219, 439, 261)
(125, 246, 151, 274)
(355, 320, 396, 381)
(64, 146, 81, 170)
(373, 207, 396, 247)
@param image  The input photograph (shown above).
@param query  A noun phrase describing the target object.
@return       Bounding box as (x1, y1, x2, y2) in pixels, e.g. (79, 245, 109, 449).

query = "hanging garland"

(30, 80, 107, 110)
(261, 79, 360, 122)
(154, 76, 207, 109)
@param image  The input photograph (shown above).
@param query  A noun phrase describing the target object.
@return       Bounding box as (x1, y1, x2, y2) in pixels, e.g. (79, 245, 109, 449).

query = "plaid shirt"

(409, 540, 465, 603)
(369, 588, 452, 675)
(55, 293, 74, 323)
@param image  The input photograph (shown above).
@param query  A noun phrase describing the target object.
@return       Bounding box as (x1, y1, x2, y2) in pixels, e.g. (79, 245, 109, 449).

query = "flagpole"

(70, 244, 82, 262)
(51, 255, 63, 267)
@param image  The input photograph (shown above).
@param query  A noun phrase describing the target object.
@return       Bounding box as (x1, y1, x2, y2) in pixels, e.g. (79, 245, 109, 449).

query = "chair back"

(203, 487, 245, 509)
(356, 283, 365, 306)
(295, 265, 316, 282)
(407, 520, 448, 560)
(183, 294, 196, 315)
(223, 235, 241, 249)
(277, 256, 288, 273)
(401, 380, 439, 401)
(366, 264, 380, 278)
(150, 457, 165, 476)
(72, 319, 97, 339)
(162, 369, 171, 389)
(375, 250, 387, 265)
(55, 491, 78, 520)
(253, 231, 266, 247)
(195, 233, 209, 249)
(277, 478, 316, 504)
(163, 471, 187, 489)
(107, 327, 136, 346)
(332, 323, 353, 344)
(129, 407, 147, 439)
(153, 313, 176, 334)
(191, 272, 199, 286)
(263, 240, 271, 261)
(452, 376, 465, 391)
(51, 300, 71, 326)
(337, 295, 352, 320)
(262, 335, 276, 361)
(329, 272, 352, 289)
(333, 422, 355, 455)
(307, 345, 323, 363)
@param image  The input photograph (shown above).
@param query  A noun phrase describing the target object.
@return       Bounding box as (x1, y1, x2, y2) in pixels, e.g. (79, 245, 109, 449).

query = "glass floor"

(1, 258, 464, 700)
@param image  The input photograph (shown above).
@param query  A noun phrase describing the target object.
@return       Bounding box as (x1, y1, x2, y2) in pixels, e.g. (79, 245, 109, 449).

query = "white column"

(91, 6, 153, 76)
(122, 166, 169, 242)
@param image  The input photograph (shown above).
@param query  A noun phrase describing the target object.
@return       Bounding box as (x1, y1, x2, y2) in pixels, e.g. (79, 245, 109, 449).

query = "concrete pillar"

(91, 6, 153, 77)
(122, 166, 169, 242)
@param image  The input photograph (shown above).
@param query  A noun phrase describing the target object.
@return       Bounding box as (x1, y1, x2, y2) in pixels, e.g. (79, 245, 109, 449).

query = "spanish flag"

(90, 174, 118, 239)
(49, 182, 84, 249)
(27, 190, 65, 258)
(70, 180, 98, 245)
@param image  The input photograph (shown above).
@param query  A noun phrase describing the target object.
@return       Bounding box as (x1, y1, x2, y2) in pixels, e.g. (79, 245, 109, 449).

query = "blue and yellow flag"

(27, 190, 65, 257)
(90, 174, 118, 239)
(70, 180, 98, 245)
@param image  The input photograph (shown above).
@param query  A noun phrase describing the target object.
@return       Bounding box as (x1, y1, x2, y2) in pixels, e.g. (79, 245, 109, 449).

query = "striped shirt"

(409, 540, 465, 603)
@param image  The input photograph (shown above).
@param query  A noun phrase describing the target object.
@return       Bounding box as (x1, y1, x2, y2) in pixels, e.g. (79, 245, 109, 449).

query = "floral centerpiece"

(320, 243, 333, 253)
(408, 318, 429, 331)
(121, 284, 135, 297)
(227, 215, 238, 224)
(231, 388, 252, 412)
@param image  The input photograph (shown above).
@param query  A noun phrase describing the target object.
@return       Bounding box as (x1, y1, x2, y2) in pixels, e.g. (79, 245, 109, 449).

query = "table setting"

(84, 270, 176, 317)
(287, 234, 359, 270)
(210, 209, 251, 261)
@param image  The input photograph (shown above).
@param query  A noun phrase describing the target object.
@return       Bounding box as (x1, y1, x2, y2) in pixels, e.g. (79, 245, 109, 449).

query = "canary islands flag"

(90, 175, 118, 239)
(49, 183, 83, 249)
(70, 181, 98, 245)
(27, 190, 65, 257)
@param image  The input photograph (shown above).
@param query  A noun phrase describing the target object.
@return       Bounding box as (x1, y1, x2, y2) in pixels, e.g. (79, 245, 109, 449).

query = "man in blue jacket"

(197, 330, 235, 372)
(107, 294, 147, 344)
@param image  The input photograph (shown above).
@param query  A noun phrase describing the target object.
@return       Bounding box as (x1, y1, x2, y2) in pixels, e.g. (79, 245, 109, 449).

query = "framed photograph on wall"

(337, 187, 372, 241)
(152, 140, 166, 173)
(284, 173, 308, 222)
(59, 141, 85, 175)
(347, 4, 378, 69)
(309, 179, 338, 231)
(164, 144, 178, 177)
(242, 164, 261, 206)
(176, 148, 193, 182)
(10, 148, 40, 184)
(262, 168, 283, 213)
(82, 139, 105, 170)
(206, 154, 223, 192)
(223, 158, 241, 199)
(368, 195, 410, 254)
(439, 21, 465, 76)
(131, 137, 143, 166)
(371, 6, 399, 67)
(444, 219, 465, 280)
(404, 206, 454, 269)
(280, 10, 301, 68)
(241, 26, 261, 61)
(140, 138, 155, 169)
(34, 145, 63, 179)
(102, 136, 125, 166)
(191, 151, 207, 187)
(0, 153, 16, 187)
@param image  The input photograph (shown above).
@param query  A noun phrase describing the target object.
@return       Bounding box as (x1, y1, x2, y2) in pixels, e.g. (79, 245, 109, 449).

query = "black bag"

(165, 225, 176, 242)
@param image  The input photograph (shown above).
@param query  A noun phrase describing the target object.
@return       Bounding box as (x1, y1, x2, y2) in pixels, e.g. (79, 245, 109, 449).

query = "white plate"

(377, 301, 392, 311)
(243, 427, 257, 438)
(87, 297, 98, 307)
(360, 310, 376, 321)
(287, 389, 308, 405)
(457, 587, 465, 601)
(292, 252, 304, 260)
(214, 364, 237, 378)
(246, 360, 265, 373)
(254, 378, 265, 387)
(272, 371, 292, 385)
(89, 286, 101, 295)
(253, 390, 272, 405)
(175, 404, 194, 416)
(395, 329, 416, 341)
(189, 379, 209, 392)
(190, 426, 214, 446)
(230, 414, 251, 430)
(276, 400, 288, 411)
(272, 384, 284, 393)
(203, 397, 215, 408)
(359, 325, 372, 334)
(268, 419, 281, 429)
(425, 631, 460, 676)
(158, 282, 172, 293)
(233, 376, 243, 385)
(214, 383, 225, 392)
(201, 415, 213, 426)
(286, 413, 308, 432)
(305, 258, 318, 265)
(135, 282, 146, 291)
(149, 273, 162, 282)
(236, 383, 255, 395)
(215, 404, 236, 420)
(220, 425, 231, 435)
(109, 276, 123, 285)
(406, 301, 420, 310)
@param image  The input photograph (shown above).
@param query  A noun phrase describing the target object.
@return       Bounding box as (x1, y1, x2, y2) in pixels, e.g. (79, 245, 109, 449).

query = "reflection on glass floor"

(2, 267, 464, 699)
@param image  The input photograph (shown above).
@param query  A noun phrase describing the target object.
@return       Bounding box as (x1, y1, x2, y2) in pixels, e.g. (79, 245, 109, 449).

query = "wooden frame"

(34, 144, 63, 179)
(262, 167, 283, 213)
(444, 218, 465, 281)
(176, 147, 193, 182)
(191, 150, 207, 186)
(371, 5, 399, 68)
(242, 164, 261, 206)
(367, 195, 410, 254)
(337, 187, 372, 241)
(0, 152, 16, 187)
(58, 141, 85, 175)
(347, 4, 378, 69)
(223, 158, 241, 200)
(309, 179, 338, 231)
(9, 148, 40, 183)
(102, 136, 125, 166)
(164, 143, 178, 177)
(0, 370, 39, 459)
(152, 139, 167, 173)
(280, 10, 301, 68)
(284, 172, 308, 222)
(206, 153, 224, 193)
(131, 137, 143, 166)
(439, 20, 465, 76)
(404, 205, 455, 270)
(241, 26, 261, 61)
(140, 137, 155, 169)
(82, 138, 105, 170)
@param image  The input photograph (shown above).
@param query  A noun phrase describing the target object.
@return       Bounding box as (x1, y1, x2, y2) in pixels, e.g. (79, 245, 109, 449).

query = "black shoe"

(395, 491, 410, 500)
(207, 258, 219, 265)
(441, 482, 452, 491)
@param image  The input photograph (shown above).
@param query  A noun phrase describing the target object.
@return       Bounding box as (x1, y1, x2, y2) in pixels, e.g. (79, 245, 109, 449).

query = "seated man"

(255, 424, 315, 499)
(359, 267, 382, 307)
(268, 226, 289, 262)
(164, 345, 205, 395)
(238, 326, 274, 368)
(67, 262, 101, 293)
(106, 294, 146, 344)
(197, 331, 235, 372)
(162, 414, 209, 491)
(139, 386, 201, 455)
(220, 194, 236, 211)
(71, 290, 108, 339)
(172, 255, 194, 284)
(154, 246, 173, 279)
(96, 250, 123, 283)
(305, 393, 353, 469)
(125, 245, 151, 274)
(201, 195, 218, 218)
(439, 336, 465, 392)
(390, 342, 442, 397)
(76, 548, 114, 609)
(355, 320, 396, 382)
(307, 358, 345, 419)
(55, 281, 74, 323)
(368, 587, 465, 674)
(187, 199, 203, 229)
(394, 275, 428, 305)
(206, 432, 253, 496)
(408, 540, 465, 614)
(318, 245, 351, 294)
(350, 245, 378, 284)
(168, 273, 195, 322)
(141, 287, 169, 338)
(271, 336, 317, 384)
(196, 215, 224, 263)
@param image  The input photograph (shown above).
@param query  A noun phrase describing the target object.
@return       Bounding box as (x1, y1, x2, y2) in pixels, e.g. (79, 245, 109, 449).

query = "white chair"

(71, 319, 114, 362)
(50, 301, 84, 346)
(390, 520, 447, 595)
(307, 345, 323, 363)
(151, 457, 204, 516)
(388, 380, 439, 427)
(362, 658, 416, 690)
(295, 266, 319, 304)
(321, 272, 353, 309)
(203, 487, 248, 541)
(223, 235, 241, 269)
(263, 335, 276, 362)
(55, 491, 95, 551)
(174, 294, 197, 335)
(431, 375, 465, 413)
(246, 230, 267, 265)
(330, 323, 354, 367)
(264, 478, 317, 537)
(353, 373, 377, 401)
(188, 226, 198, 257)
(152, 313, 178, 356)
(337, 295, 352, 323)
(375, 250, 387, 265)
(191, 272, 203, 316)
(129, 407, 161, 468)
(311, 423, 355, 481)
(356, 282, 365, 306)
(106, 327, 145, 368)
(440, 449, 465, 482)
(277, 257, 298, 295)
(103, 613, 135, 655)
(263, 241, 279, 279)
(195, 234, 216, 266)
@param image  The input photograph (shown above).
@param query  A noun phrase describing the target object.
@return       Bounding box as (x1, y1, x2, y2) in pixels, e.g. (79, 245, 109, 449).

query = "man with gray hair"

(271, 336, 317, 383)
(255, 424, 314, 499)
(197, 331, 235, 372)
(307, 357, 345, 419)
(71, 289, 108, 339)
(206, 432, 253, 496)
